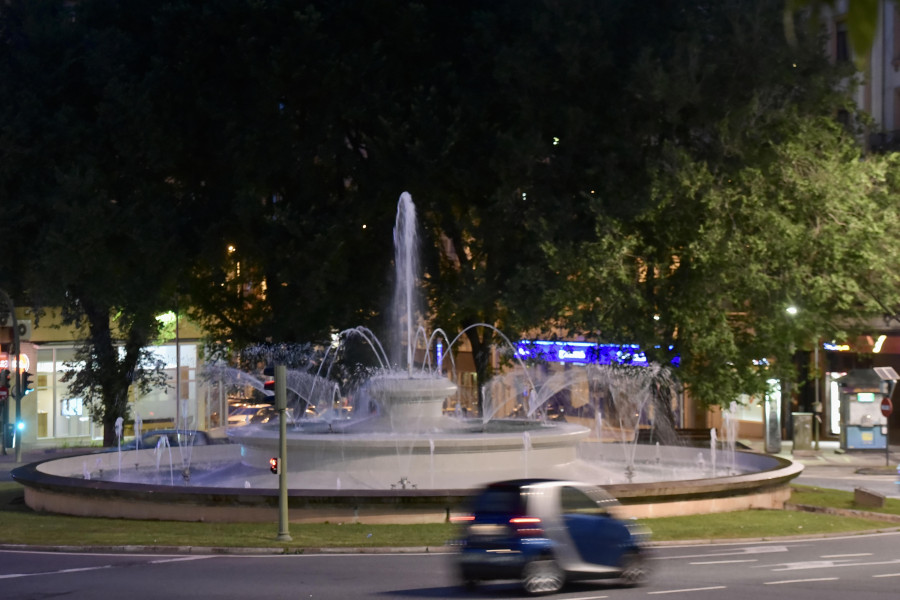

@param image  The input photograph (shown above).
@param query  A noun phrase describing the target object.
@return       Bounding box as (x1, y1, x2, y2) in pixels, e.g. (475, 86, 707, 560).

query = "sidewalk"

(742, 438, 900, 470)
(0, 445, 96, 481)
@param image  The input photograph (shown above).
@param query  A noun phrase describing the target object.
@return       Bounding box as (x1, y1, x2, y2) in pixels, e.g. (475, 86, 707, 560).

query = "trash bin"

(792, 412, 813, 451)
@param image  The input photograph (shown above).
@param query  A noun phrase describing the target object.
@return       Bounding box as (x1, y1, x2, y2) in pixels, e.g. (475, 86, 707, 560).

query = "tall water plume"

(392, 192, 421, 374)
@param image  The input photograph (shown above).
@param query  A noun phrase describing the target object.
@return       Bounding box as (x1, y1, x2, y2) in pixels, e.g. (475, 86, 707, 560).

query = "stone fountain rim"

(11, 447, 801, 502)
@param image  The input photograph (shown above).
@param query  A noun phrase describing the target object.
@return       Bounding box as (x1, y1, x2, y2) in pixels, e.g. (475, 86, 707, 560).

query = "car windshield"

(231, 407, 259, 416)
(471, 487, 525, 515)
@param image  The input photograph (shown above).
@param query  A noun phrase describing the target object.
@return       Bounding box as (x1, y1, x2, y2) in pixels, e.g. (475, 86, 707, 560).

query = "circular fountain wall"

(12, 443, 801, 523)
(13, 375, 801, 524)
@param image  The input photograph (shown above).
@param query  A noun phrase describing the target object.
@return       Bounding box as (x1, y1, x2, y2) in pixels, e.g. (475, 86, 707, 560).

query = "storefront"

(28, 342, 211, 445)
(1, 310, 219, 449)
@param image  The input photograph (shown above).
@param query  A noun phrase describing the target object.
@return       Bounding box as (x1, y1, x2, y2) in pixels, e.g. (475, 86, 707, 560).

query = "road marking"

(0, 565, 112, 579)
(648, 586, 726, 594)
(149, 556, 217, 564)
(765, 577, 838, 585)
(690, 559, 757, 565)
(873, 573, 900, 578)
(821, 553, 872, 558)
(563, 596, 608, 599)
(656, 545, 789, 560)
(773, 558, 900, 571)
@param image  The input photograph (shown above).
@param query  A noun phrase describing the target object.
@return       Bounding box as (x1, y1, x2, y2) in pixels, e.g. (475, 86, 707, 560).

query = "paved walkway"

(0, 445, 96, 481)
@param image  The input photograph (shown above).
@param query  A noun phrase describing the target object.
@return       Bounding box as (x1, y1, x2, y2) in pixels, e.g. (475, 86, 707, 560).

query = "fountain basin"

(12, 445, 802, 524)
(366, 375, 459, 427)
(228, 420, 590, 489)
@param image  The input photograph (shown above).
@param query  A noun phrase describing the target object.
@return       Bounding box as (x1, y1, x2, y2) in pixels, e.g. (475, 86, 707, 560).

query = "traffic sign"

(881, 397, 893, 418)
(0, 387, 7, 401)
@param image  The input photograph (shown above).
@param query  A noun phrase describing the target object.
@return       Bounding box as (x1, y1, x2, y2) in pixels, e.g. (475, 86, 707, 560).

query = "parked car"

(228, 404, 270, 427)
(453, 479, 651, 595)
(119, 429, 214, 450)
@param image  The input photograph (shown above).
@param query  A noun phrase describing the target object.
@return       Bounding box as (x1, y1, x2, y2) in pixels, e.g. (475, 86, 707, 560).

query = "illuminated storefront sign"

(516, 340, 653, 366)
(0, 352, 30, 372)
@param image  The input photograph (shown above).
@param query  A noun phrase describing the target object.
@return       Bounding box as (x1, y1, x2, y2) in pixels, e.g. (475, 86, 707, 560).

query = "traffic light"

(0, 369, 9, 389)
(21, 371, 34, 395)
(263, 365, 275, 394)
(269, 457, 279, 474)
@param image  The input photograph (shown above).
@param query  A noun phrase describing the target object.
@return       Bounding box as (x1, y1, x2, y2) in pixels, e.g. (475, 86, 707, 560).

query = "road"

(1, 532, 898, 600)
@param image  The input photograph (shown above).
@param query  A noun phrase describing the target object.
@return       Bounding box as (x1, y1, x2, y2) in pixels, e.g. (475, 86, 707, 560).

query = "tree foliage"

(1, 0, 899, 428)
(542, 2, 900, 405)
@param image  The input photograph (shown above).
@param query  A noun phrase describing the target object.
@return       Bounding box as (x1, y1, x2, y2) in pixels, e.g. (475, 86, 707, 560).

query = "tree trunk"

(464, 327, 495, 416)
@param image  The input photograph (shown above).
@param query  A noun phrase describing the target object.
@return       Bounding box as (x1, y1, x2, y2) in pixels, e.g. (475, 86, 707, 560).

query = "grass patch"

(0, 481, 896, 549)
(641, 509, 891, 542)
(790, 484, 900, 516)
(0, 482, 454, 548)
(0, 511, 457, 549)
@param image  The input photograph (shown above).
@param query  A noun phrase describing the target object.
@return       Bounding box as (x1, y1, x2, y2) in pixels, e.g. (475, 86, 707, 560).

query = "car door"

(560, 485, 630, 568)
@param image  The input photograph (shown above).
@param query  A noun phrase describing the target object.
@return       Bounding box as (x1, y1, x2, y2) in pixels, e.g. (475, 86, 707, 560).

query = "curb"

(0, 543, 457, 555)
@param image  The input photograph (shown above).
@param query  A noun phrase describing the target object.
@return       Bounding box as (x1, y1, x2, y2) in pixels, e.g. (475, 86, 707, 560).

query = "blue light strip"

(516, 340, 650, 366)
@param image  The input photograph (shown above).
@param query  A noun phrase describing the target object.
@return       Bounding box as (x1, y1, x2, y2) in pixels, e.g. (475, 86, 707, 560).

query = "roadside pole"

(881, 396, 893, 467)
(0, 290, 21, 462)
(275, 364, 291, 541)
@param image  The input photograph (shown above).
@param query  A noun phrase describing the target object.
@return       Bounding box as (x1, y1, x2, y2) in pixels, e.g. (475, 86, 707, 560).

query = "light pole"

(0, 289, 22, 463)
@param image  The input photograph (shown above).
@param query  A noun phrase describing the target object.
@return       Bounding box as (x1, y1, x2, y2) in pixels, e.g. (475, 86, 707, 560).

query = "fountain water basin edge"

(12, 445, 802, 524)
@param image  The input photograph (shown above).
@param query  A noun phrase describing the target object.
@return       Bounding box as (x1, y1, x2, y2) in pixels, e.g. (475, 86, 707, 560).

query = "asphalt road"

(0, 532, 898, 599)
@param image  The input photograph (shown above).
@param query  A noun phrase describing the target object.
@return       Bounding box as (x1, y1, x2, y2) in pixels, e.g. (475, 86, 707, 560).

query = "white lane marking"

(821, 553, 872, 558)
(648, 586, 727, 594)
(690, 559, 757, 565)
(562, 596, 608, 599)
(873, 573, 900, 578)
(149, 556, 217, 564)
(0, 554, 216, 580)
(655, 545, 790, 560)
(0, 565, 113, 579)
(765, 577, 838, 585)
(773, 558, 900, 572)
(663, 530, 900, 550)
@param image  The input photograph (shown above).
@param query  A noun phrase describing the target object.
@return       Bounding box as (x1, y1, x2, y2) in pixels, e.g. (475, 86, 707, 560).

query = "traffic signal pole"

(274, 365, 291, 541)
(0, 289, 21, 463)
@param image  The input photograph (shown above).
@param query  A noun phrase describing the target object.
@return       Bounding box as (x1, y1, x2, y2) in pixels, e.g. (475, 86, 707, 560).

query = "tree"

(0, 0, 185, 444)
(544, 1, 900, 407)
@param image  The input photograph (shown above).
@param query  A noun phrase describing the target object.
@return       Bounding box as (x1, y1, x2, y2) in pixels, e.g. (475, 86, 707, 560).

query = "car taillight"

(450, 515, 475, 523)
(509, 516, 544, 537)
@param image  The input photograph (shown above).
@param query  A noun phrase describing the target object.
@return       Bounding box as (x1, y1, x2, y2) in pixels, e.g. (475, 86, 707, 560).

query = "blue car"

(454, 479, 651, 594)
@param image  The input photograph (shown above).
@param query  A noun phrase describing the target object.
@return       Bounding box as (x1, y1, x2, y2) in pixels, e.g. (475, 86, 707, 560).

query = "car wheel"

(522, 558, 564, 595)
(620, 550, 649, 586)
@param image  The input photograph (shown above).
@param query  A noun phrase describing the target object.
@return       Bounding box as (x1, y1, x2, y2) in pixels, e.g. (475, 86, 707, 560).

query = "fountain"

(12, 192, 802, 523)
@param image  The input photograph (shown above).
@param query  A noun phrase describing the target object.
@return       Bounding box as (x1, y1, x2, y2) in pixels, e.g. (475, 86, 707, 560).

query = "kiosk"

(838, 367, 897, 450)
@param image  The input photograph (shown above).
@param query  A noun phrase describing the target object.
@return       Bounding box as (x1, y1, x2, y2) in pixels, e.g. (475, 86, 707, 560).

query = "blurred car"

(453, 479, 651, 595)
(228, 404, 270, 427)
(249, 405, 284, 424)
(119, 429, 214, 450)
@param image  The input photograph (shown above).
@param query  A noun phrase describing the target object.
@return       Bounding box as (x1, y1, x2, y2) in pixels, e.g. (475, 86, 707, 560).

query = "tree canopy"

(1, 0, 899, 432)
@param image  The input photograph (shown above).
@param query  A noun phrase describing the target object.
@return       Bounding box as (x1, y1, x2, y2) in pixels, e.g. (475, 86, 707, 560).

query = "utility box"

(792, 412, 813, 451)
(838, 368, 897, 450)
